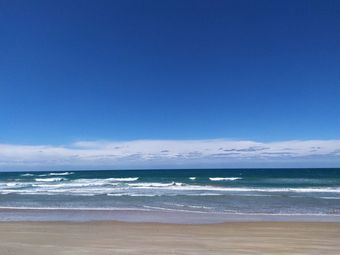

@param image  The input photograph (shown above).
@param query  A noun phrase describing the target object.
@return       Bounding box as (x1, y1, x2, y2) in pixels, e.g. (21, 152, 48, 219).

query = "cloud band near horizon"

(0, 139, 340, 170)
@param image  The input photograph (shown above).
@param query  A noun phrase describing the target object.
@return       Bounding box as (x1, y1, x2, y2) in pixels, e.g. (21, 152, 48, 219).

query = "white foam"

(187, 205, 214, 210)
(35, 178, 65, 182)
(142, 205, 211, 214)
(1, 206, 339, 218)
(128, 194, 157, 197)
(166, 186, 340, 193)
(72, 178, 118, 186)
(20, 173, 34, 177)
(195, 193, 223, 196)
(106, 193, 125, 196)
(189, 177, 196, 180)
(164, 202, 214, 210)
(0, 206, 153, 211)
(126, 184, 340, 193)
(2, 176, 340, 196)
(209, 177, 242, 181)
(71, 178, 138, 185)
(73, 178, 104, 183)
(129, 182, 184, 188)
(108, 177, 139, 182)
(5, 182, 30, 188)
(49, 172, 74, 176)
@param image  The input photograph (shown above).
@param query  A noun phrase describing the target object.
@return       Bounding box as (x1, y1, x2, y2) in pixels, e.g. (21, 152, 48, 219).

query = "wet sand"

(0, 221, 339, 254)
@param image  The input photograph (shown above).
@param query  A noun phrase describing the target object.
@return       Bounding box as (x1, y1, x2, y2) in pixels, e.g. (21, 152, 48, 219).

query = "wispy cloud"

(1, 139, 340, 170)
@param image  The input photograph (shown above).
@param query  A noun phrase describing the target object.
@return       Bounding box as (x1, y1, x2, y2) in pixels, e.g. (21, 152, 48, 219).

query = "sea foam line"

(1, 206, 339, 218)
(209, 177, 242, 181)
(0, 206, 152, 211)
(20, 173, 34, 177)
(108, 177, 139, 182)
(2, 179, 340, 194)
(35, 178, 65, 182)
(49, 172, 74, 176)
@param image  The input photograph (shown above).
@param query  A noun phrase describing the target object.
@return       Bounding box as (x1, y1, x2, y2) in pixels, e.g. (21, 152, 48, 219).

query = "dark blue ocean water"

(0, 169, 340, 219)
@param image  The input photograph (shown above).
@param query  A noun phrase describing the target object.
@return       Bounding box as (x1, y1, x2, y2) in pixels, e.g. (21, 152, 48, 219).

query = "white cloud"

(0, 139, 340, 170)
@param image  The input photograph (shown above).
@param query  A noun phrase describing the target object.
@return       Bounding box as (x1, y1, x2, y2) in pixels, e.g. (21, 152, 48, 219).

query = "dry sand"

(0, 221, 339, 254)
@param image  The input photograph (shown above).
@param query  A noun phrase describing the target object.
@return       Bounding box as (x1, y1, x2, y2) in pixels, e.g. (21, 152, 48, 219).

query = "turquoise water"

(0, 169, 340, 221)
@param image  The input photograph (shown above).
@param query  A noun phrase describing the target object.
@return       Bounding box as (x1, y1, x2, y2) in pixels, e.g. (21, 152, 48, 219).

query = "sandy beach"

(0, 221, 339, 255)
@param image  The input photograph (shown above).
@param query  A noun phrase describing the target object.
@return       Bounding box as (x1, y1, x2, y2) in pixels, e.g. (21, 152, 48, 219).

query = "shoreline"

(1, 221, 339, 254)
(1, 207, 340, 224)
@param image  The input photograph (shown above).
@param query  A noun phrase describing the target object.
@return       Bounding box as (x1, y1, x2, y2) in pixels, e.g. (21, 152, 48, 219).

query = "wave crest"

(49, 172, 74, 176)
(35, 178, 65, 182)
(209, 177, 242, 181)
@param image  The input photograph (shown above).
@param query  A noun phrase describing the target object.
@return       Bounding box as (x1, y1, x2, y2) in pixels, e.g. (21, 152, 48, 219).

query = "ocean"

(0, 168, 340, 223)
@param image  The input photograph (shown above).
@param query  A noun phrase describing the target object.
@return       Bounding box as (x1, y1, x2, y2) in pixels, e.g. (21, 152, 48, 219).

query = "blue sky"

(0, 0, 339, 170)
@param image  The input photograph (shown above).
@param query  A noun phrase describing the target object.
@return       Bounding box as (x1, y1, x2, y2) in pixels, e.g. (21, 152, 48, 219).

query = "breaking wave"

(20, 173, 34, 177)
(108, 177, 139, 182)
(1, 177, 340, 196)
(209, 177, 242, 181)
(49, 172, 74, 176)
(35, 178, 66, 182)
